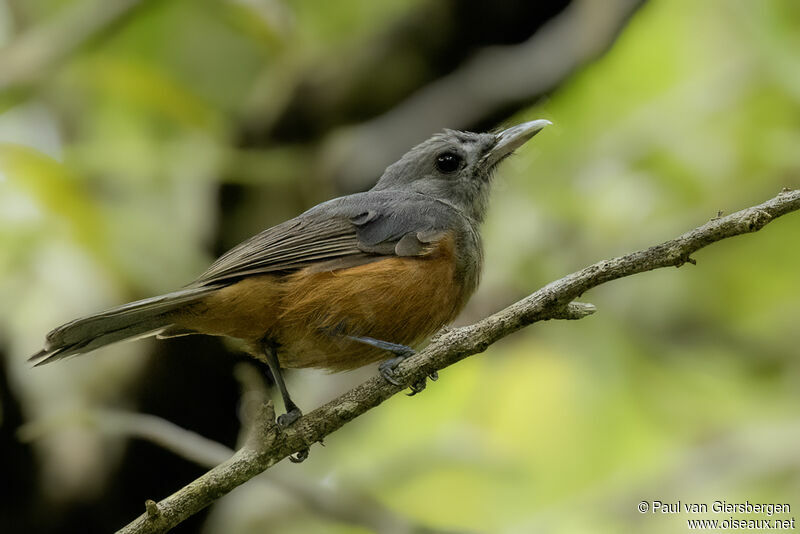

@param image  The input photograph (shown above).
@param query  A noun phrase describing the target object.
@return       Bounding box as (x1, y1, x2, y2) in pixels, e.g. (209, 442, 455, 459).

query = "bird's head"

(372, 120, 551, 221)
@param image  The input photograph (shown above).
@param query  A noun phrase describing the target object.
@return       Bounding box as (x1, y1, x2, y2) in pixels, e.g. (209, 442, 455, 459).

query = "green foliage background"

(0, 0, 798, 532)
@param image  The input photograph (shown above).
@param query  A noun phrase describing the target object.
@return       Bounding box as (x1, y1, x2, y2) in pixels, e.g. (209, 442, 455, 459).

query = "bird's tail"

(29, 286, 217, 366)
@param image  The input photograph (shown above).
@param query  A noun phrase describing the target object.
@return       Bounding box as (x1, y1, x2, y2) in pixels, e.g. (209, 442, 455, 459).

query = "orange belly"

(174, 235, 472, 371)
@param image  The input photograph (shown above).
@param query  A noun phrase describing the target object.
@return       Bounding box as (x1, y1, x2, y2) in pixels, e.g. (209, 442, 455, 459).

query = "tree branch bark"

(117, 188, 800, 534)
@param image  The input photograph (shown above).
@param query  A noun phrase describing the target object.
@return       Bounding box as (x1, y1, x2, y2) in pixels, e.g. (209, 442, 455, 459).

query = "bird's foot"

(378, 355, 411, 386)
(376, 344, 416, 386)
(277, 407, 302, 428)
(348, 336, 416, 386)
(347, 335, 436, 394)
(275, 407, 309, 463)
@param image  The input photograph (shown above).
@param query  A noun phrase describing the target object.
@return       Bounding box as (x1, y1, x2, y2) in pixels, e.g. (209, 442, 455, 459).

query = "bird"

(30, 119, 551, 429)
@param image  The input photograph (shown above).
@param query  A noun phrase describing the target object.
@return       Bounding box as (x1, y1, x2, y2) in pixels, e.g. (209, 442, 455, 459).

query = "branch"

(320, 0, 643, 191)
(242, 0, 622, 143)
(118, 189, 800, 533)
(235, 0, 643, 189)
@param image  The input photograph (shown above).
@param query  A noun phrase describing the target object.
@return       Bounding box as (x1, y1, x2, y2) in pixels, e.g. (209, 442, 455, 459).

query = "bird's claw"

(406, 371, 439, 396)
(407, 379, 426, 396)
(379, 363, 401, 386)
(289, 449, 309, 463)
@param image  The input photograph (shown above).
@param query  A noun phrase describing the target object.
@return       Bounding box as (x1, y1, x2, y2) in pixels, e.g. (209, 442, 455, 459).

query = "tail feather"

(29, 286, 217, 366)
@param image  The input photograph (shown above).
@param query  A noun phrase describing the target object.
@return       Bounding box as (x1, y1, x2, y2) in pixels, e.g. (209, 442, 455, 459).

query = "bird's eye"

(435, 152, 462, 174)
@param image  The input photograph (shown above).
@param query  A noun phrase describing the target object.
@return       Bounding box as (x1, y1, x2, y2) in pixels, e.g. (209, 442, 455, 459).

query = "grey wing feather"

(191, 191, 464, 286)
(193, 217, 363, 285)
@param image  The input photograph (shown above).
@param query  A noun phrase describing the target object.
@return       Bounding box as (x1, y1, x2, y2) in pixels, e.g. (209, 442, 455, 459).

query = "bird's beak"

(484, 119, 552, 168)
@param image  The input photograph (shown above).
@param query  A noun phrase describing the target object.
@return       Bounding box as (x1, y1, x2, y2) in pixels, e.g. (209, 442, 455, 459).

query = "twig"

(117, 189, 800, 533)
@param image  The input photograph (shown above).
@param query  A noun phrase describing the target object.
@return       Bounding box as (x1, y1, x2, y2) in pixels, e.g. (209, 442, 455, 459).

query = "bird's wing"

(192, 192, 460, 287)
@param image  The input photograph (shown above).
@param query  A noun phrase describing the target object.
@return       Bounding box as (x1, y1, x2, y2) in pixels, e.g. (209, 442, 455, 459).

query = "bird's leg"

(260, 340, 308, 462)
(260, 339, 302, 427)
(347, 336, 438, 394)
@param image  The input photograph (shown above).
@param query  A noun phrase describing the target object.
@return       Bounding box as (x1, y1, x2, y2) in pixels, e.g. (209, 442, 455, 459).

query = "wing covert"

(191, 191, 463, 286)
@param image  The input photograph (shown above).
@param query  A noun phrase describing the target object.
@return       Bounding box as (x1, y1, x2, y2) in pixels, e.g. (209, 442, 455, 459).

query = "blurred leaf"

(0, 143, 121, 278)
